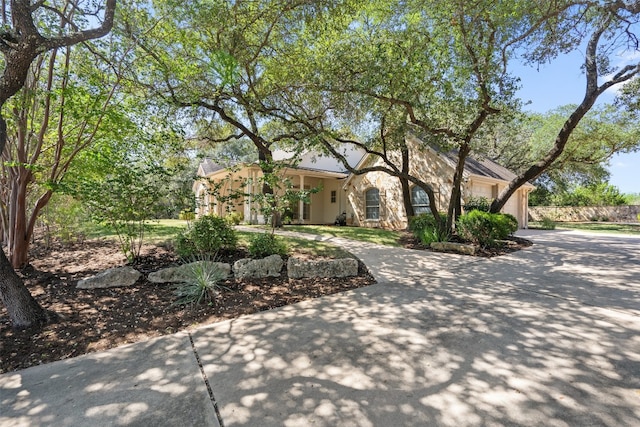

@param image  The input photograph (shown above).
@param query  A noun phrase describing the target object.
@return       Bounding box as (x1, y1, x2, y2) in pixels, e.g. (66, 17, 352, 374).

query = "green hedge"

(175, 214, 237, 257)
(457, 211, 517, 247)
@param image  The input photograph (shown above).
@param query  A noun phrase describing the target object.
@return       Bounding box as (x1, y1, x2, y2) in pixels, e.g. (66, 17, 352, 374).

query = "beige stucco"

(195, 164, 347, 225)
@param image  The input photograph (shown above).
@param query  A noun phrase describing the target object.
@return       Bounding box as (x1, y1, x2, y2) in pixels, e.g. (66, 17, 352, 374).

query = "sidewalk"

(2, 229, 640, 426)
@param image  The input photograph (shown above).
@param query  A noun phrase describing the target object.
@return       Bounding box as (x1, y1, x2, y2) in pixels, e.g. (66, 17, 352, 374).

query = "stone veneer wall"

(529, 205, 640, 222)
(345, 142, 455, 230)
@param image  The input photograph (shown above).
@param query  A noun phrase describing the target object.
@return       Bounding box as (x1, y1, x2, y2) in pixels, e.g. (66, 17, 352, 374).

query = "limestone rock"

(430, 242, 476, 255)
(287, 257, 359, 279)
(77, 266, 141, 289)
(148, 261, 231, 283)
(233, 255, 283, 279)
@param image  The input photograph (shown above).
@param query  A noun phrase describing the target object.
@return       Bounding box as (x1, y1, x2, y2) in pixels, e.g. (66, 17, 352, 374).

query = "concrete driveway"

(2, 229, 639, 426)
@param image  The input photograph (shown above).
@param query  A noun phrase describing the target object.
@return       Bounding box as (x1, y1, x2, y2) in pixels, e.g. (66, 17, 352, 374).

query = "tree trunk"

(400, 176, 414, 222)
(0, 114, 48, 328)
(257, 148, 282, 228)
(8, 173, 30, 268)
(0, 248, 48, 328)
(399, 144, 414, 224)
(446, 144, 471, 232)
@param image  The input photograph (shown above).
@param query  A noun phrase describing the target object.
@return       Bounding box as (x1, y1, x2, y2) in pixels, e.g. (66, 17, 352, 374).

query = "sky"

(513, 50, 640, 195)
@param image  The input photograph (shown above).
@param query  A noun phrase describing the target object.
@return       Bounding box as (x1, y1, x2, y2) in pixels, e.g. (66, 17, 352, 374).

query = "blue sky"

(513, 50, 640, 194)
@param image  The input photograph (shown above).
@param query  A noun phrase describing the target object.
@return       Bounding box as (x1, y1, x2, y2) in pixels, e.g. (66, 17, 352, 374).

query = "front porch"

(195, 164, 348, 226)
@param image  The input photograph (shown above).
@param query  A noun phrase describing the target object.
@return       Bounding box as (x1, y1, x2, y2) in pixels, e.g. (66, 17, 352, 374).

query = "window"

(365, 188, 380, 220)
(411, 186, 430, 215)
(303, 202, 310, 220)
(330, 190, 337, 203)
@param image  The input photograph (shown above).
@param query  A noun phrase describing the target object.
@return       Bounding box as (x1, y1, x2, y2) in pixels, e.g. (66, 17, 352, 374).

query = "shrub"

(540, 216, 556, 230)
(175, 214, 237, 257)
(464, 196, 491, 212)
(495, 213, 518, 236)
(225, 211, 243, 225)
(410, 213, 443, 235)
(457, 211, 516, 247)
(409, 213, 450, 245)
(173, 256, 228, 307)
(179, 209, 195, 221)
(248, 233, 288, 258)
(419, 226, 451, 246)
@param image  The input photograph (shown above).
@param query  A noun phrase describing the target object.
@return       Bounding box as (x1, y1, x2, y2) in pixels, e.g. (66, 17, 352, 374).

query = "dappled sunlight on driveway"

(187, 229, 640, 426)
(2, 228, 639, 426)
(193, 250, 640, 426)
(0, 332, 218, 427)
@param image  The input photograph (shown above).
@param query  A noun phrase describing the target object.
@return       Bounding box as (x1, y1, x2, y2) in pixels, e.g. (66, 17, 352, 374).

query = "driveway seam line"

(188, 332, 225, 427)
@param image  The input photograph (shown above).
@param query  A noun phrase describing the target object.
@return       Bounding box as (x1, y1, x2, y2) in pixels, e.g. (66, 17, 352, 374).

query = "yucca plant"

(172, 255, 228, 307)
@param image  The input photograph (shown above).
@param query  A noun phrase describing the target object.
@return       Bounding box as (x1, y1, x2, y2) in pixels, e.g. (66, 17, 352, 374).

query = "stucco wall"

(529, 206, 640, 222)
(197, 167, 346, 225)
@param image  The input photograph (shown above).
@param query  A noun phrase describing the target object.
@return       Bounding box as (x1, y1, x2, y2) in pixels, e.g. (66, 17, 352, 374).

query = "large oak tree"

(267, 0, 640, 230)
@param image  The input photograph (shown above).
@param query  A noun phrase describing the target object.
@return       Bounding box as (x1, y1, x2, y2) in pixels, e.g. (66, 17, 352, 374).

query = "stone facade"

(344, 137, 533, 229)
(195, 138, 533, 229)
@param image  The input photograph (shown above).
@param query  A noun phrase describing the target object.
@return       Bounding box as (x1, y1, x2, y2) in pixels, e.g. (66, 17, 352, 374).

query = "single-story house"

(193, 135, 535, 228)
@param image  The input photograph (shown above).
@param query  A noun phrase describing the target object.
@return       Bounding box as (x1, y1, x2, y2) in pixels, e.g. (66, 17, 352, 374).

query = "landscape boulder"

(77, 266, 141, 289)
(148, 261, 231, 283)
(233, 255, 283, 279)
(430, 242, 476, 255)
(287, 257, 358, 279)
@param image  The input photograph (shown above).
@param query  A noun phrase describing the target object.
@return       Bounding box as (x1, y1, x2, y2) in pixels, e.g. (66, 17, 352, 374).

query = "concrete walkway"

(2, 229, 640, 426)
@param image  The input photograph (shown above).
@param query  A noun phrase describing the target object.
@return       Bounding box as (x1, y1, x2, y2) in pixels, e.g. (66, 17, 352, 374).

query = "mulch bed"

(0, 240, 374, 374)
(1, 233, 531, 374)
(398, 231, 533, 256)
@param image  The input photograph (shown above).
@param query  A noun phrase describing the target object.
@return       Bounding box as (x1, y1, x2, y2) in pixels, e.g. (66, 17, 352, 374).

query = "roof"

(272, 145, 365, 174)
(343, 135, 534, 189)
(441, 150, 520, 182)
(196, 139, 532, 189)
(197, 145, 366, 178)
(199, 158, 225, 176)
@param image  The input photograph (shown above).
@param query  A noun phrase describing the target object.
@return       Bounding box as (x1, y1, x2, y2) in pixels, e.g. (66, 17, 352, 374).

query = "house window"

(330, 190, 336, 203)
(365, 188, 380, 220)
(411, 186, 430, 215)
(303, 202, 310, 220)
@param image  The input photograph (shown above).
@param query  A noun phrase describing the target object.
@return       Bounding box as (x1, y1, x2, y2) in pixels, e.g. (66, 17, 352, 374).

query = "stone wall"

(529, 205, 640, 222)
(344, 137, 531, 229)
(345, 139, 454, 230)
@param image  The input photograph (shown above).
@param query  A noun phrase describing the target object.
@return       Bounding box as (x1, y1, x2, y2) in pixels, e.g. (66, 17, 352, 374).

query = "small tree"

(67, 163, 168, 262)
(249, 162, 319, 233)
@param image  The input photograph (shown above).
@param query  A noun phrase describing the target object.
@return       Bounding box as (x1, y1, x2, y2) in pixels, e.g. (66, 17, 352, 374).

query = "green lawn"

(84, 219, 190, 242)
(555, 222, 640, 235)
(84, 219, 354, 258)
(282, 225, 402, 247)
(237, 231, 354, 258)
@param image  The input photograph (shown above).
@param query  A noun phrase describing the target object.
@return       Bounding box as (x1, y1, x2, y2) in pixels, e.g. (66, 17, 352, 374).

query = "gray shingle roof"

(440, 150, 519, 182)
(199, 158, 225, 176)
(463, 155, 519, 181)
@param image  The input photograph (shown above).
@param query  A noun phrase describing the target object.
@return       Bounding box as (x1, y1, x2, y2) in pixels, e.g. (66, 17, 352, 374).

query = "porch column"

(244, 170, 253, 224)
(299, 174, 305, 224)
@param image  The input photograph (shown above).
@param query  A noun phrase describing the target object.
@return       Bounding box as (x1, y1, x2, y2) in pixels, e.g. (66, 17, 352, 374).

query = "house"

(193, 146, 364, 225)
(194, 136, 535, 229)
